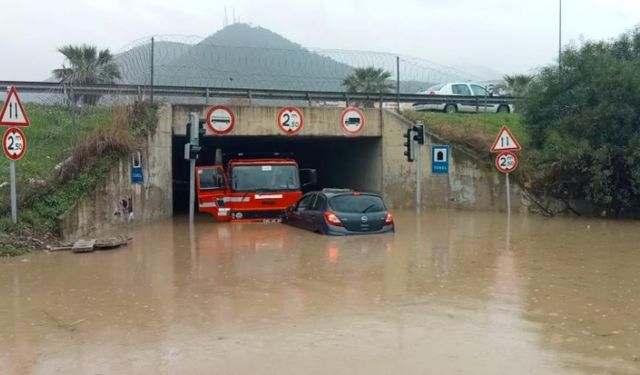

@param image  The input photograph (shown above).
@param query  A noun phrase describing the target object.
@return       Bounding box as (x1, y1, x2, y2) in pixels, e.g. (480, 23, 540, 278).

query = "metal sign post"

(491, 125, 521, 215)
(9, 161, 16, 223)
(188, 112, 199, 223)
(505, 172, 511, 215)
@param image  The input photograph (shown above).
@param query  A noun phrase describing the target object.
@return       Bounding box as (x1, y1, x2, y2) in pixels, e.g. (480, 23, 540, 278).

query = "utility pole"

(558, 0, 562, 67)
(150, 37, 155, 104)
(396, 56, 400, 113)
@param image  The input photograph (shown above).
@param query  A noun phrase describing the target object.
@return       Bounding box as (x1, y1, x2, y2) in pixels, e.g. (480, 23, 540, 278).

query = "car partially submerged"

(284, 189, 394, 235)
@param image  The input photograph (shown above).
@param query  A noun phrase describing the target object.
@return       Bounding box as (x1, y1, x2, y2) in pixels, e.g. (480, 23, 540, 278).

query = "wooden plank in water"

(72, 239, 96, 253)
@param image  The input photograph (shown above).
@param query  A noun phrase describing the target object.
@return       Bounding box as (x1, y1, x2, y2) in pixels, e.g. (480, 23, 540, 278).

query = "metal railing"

(0, 80, 518, 107)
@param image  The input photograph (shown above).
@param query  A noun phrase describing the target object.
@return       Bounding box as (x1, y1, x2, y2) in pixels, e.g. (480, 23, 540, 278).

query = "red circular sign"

(495, 151, 519, 173)
(339, 107, 366, 135)
(277, 106, 304, 135)
(3, 127, 27, 161)
(206, 105, 235, 135)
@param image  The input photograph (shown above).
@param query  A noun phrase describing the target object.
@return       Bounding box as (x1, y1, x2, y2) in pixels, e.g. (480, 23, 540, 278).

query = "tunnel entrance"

(172, 136, 382, 214)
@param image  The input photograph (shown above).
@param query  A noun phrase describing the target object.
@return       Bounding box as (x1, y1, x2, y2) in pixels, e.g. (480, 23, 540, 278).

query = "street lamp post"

(559, 0, 562, 67)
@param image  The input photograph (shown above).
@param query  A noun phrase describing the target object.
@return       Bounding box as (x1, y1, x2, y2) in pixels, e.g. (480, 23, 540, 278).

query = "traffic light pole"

(416, 140, 422, 212)
(188, 112, 199, 223)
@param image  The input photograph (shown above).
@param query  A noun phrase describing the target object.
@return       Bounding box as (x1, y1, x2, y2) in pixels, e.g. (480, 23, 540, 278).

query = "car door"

(308, 194, 327, 232)
(289, 194, 314, 229)
(300, 193, 319, 231)
(470, 84, 496, 112)
(451, 84, 474, 112)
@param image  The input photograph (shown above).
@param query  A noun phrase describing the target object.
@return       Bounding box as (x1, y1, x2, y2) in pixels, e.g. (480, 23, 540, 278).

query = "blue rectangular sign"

(432, 145, 450, 175)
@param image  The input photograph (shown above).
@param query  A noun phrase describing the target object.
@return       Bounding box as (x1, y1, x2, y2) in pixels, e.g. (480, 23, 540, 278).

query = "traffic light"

(186, 120, 207, 141)
(189, 144, 202, 160)
(412, 123, 425, 145)
(403, 127, 414, 162)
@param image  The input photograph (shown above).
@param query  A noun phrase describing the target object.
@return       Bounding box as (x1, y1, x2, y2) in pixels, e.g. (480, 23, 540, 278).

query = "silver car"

(413, 82, 513, 114)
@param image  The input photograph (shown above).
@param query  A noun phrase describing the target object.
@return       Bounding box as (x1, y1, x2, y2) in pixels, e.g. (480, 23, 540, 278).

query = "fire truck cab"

(196, 155, 316, 222)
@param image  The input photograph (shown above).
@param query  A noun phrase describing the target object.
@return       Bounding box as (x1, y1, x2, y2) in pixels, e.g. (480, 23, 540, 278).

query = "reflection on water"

(1, 210, 639, 374)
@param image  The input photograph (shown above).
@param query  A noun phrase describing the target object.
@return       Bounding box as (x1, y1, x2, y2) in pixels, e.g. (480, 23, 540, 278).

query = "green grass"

(403, 111, 526, 157)
(0, 242, 31, 257)
(0, 103, 157, 254)
(0, 104, 114, 211)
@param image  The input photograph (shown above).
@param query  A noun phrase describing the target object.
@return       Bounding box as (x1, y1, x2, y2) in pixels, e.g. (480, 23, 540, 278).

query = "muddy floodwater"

(1, 210, 639, 374)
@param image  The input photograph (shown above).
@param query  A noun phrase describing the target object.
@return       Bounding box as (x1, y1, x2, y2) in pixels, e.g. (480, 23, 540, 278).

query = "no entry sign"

(206, 105, 235, 134)
(277, 106, 304, 135)
(495, 151, 518, 173)
(339, 107, 365, 135)
(3, 127, 27, 161)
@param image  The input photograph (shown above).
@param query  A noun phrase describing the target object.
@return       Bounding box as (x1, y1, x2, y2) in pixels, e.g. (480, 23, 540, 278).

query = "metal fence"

(6, 32, 512, 108)
(115, 35, 492, 93)
(1, 80, 517, 111)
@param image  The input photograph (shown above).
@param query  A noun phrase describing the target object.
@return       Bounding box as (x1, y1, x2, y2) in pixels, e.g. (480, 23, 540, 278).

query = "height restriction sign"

(277, 106, 304, 135)
(3, 127, 27, 161)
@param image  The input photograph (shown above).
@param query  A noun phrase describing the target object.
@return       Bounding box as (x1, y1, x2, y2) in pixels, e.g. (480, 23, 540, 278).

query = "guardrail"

(0, 80, 518, 107)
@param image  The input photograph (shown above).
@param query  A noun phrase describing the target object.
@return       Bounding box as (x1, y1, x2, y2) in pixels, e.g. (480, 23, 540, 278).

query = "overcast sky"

(1, 0, 638, 80)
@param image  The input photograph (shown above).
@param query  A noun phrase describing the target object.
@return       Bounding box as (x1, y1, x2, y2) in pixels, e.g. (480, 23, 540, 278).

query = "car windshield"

(198, 168, 225, 190)
(427, 83, 445, 91)
(329, 194, 386, 213)
(231, 164, 300, 192)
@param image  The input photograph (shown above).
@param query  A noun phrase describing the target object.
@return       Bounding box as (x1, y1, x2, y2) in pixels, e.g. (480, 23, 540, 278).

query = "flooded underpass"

(1, 210, 639, 374)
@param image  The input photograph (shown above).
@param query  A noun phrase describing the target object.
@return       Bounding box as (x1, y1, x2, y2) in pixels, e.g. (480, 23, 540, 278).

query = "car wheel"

(497, 105, 510, 114)
(444, 104, 457, 114)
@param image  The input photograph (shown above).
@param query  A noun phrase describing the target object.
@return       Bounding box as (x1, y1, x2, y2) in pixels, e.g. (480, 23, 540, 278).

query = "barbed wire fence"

(21, 34, 499, 107)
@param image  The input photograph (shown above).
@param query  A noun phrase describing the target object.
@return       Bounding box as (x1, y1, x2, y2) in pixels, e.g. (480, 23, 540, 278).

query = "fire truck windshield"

(198, 168, 225, 190)
(231, 164, 300, 192)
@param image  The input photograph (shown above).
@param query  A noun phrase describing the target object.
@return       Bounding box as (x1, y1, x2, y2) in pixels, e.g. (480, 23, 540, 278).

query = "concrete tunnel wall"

(380, 110, 525, 211)
(59, 102, 527, 240)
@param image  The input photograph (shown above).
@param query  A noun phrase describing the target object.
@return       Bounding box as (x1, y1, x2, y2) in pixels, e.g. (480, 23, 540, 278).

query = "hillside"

(113, 24, 440, 92)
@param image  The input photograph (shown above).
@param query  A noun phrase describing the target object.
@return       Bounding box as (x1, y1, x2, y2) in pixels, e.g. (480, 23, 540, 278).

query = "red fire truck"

(196, 155, 316, 222)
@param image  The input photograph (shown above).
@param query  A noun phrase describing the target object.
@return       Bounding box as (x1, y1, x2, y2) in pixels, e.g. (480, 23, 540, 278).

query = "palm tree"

(503, 74, 532, 97)
(342, 67, 393, 107)
(53, 44, 121, 105)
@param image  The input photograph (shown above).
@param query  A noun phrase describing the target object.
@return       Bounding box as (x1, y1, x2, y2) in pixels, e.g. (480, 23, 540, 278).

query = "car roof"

(306, 189, 382, 198)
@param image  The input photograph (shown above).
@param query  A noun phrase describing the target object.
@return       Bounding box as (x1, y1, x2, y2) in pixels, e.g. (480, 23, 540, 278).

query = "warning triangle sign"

(0, 86, 30, 127)
(490, 125, 521, 152)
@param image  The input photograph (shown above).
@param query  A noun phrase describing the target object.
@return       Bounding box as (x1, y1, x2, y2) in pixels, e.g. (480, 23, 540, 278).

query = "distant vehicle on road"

(413, 82, 514, 114)
(284, 189, 394, 235)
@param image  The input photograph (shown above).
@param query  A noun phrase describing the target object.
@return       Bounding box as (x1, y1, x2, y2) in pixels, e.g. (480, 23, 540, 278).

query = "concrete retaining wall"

(172, 105, 382, 137)
(381, 110, 526, 211)
(58, 103, 174, 240)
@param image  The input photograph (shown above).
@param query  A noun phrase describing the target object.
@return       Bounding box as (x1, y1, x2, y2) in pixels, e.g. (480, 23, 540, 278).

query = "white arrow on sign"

(0, 87, 30, 127)
(490, 125, 521, 152)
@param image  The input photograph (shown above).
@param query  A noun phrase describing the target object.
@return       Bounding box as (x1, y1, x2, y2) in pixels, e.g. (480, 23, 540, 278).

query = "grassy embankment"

(403, 111, 527, 157)
(0, 103, 156, 256)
